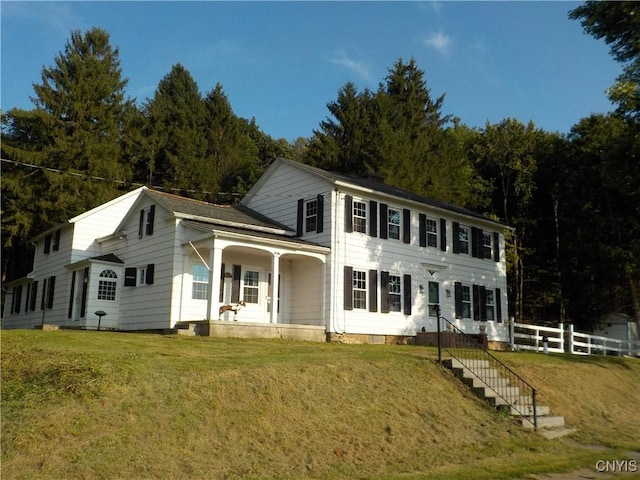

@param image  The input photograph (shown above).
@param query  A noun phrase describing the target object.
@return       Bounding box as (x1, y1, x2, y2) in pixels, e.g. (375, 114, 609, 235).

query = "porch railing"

(437, 311, 538, 429)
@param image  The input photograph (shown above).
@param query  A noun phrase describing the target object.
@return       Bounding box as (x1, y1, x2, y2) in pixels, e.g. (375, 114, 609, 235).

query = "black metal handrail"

(437, 311, 538, 430)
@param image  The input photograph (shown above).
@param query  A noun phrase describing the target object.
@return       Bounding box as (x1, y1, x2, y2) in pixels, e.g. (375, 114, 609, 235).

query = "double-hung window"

(460, 285, 471, 318)
(458, 225, 470, 254)
(192, 265, 209, 300)
(388, 208, 401, 240)
(482, 232, 493, 259)
(353, 201, 367, 233)
(243, 271, 260, 304)
(388, 275, 402, 312)
(485, 289, 495, 321)
(426, 218, 438, 247)
(305, 199, 318, 232)
(352, 270, 367, 309)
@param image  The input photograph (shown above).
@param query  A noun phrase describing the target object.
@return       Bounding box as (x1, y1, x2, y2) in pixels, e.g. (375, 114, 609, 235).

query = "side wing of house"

(2, 188, 146, 330)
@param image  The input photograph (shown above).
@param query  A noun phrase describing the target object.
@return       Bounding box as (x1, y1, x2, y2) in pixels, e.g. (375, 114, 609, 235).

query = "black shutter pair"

(418, 215, 447, 251)
(124, 265, 154, 286)
(139, 205, 156, 237)
(296, 195, 324, 236)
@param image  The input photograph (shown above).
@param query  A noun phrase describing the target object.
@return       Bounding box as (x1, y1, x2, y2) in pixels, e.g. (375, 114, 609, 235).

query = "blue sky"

(1, 1, 620, 142)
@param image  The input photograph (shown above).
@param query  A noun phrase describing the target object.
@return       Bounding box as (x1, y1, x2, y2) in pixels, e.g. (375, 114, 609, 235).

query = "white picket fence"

(510, 322, 639, 356)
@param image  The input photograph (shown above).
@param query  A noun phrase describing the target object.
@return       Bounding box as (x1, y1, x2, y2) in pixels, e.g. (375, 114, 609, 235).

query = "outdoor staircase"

(443, 358, 574, 438)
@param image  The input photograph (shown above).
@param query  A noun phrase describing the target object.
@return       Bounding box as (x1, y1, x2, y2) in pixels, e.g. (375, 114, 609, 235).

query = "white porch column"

(270, 252, 280, 324)
(207, 244, 223, 321)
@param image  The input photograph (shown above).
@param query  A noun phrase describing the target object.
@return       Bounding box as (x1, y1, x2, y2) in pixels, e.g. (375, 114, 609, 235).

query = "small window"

(485, 289, 495, 321)
(352, 270, 367, 309)
(243, 271, 259, 304)
(389, 275, 402, 312)
(192, 265, 209, 300)
(353, 201, 367, 233)
(305, 199, 318, 232)
(97, 269, 117, 301)
(461, 285, 471, 318)
(388, 208, 401, 240)
(482, 232, 493, 259)
(428, 282, 440, 317)
(139, 267, 147, 285)
(458, 225, 470, 254)
(426, 218, 438, 247)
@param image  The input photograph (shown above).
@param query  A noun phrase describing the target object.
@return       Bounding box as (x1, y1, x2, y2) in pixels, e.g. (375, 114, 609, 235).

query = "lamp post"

(95, 310, 107, 331)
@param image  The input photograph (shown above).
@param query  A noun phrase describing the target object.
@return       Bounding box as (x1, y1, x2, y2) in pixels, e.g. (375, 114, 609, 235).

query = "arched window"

(98, 269, 118, 301)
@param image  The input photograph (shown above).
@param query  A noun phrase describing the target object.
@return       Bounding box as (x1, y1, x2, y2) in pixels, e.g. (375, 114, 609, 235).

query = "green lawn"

(2, 329, 639, 479)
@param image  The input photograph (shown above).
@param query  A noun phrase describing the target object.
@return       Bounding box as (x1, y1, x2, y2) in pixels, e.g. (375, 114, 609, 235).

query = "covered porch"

(177, 225, 329, 332)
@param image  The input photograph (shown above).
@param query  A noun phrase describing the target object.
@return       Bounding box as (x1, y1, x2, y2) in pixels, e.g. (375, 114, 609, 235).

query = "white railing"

(510, 321, 639, 357)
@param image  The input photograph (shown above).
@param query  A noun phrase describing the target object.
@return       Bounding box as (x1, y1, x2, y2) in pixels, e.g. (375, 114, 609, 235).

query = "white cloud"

(330, 51, 373, 83)
(3, 2, 85, 35)
(423, 32, 453, 55)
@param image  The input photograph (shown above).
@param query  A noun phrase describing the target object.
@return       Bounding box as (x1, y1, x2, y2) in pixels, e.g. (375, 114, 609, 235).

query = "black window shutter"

(145, 264, 155, 285)
(496, 288, 502, 322)
(344, 195, 353, 233)
(231, 264, 241, 303)
(68, 272, 76, 318)
(380, 271, 390, 313)
(25, 283, 31, 313)
(454, 282, 462, 319)
(472, 284, 481, 321)
(316, 194, 324, 233)
(44, 235, 51, 254)
(138, 209, 145, 238)
(471, 227, 481, 258)
(124, 268, 137, 287)
(296, 199, 304, 236)
(419, 214, 427, 247)
(80, 268, 89, 318)
(379, 203, 388, 239)
(369, 200, 378, 237)
(493, 232, 500, 262)
(452, 222, 460, 254)
(146, 205, 155, 236)
(369, 270, 378, 312)
(41, 278, 47, 311)
(30, 281, 38, 311)
(440, 218, 447, 252)
(403, 274, 412, 315)
(53, 229, 61, 251)
(344, 266, 353, 310)
(402, 209, 411, 244)
(47, 276, 56, 309)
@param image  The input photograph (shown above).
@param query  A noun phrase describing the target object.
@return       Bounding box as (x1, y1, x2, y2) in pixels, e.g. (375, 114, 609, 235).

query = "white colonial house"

(2, 158, 510, 343)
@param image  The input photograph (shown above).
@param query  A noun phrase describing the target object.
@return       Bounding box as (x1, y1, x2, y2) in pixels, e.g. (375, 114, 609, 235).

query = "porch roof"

(182, 220, 329, 254)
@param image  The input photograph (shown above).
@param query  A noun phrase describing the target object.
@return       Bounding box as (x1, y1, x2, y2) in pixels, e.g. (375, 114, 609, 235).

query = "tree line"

(2, 1, 638, 330)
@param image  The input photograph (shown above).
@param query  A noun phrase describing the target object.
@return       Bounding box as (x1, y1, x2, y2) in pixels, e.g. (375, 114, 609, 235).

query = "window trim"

(97, 269, 118, 301)
(352, 200, 367, 234)
(191, 264, 209, 300)
(352, 269, 367, 309)
(305, 198, 318, 233)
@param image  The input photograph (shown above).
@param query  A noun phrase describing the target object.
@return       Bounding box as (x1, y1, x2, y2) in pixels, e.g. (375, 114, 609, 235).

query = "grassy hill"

(2, 330, 639, 479)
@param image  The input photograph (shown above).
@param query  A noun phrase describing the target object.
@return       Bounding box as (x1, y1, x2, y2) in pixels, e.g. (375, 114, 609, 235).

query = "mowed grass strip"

(2, 330, 638, 479)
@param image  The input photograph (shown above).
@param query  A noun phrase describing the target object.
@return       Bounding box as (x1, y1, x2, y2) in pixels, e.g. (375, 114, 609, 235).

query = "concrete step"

(462, 375, 510, 389)
(444, 358, 491, 370)
(488, 395, 532, 407)
(473, 385, 520, 399)
(520, 415, 565, 429)
(503, 404, 551, 417)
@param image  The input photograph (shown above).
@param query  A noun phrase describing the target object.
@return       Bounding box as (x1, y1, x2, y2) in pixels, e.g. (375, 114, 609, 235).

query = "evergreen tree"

(143, 64, 208, 195)
(1, 28, 133, 280)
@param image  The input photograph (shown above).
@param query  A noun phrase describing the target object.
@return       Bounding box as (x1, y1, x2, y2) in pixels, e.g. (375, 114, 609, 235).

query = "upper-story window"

(458, 225, 470, 254)
(353, 201, 367, 234)
(482, 232, 493, 259)
(388, 208, 401, 240)
(138, 205, 156, 238)
(305, 199, 318, 232)
(426, 218, 438, 247)
(97, 270, 117, 301)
